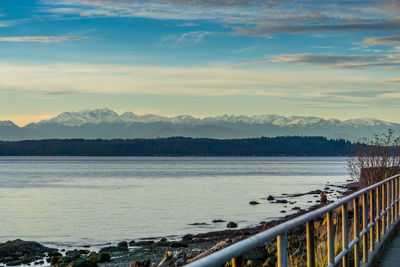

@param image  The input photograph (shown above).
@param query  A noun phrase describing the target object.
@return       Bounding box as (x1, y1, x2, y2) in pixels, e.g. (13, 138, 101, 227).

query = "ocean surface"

(0, 157, 350, 249)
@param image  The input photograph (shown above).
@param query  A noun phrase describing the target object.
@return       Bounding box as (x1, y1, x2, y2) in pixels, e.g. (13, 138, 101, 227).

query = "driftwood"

(157, 250, 186, 267)
(185, 238, 233, 264)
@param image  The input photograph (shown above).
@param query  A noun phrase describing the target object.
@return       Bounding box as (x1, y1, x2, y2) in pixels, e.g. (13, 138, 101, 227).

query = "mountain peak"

(344, 118, 391, 127)
(41, 108, 121, 127)
(0, 120, 17, 127)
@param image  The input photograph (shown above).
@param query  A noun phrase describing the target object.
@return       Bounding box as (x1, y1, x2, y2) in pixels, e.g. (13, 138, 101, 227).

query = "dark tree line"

(0, 136, 352, 156)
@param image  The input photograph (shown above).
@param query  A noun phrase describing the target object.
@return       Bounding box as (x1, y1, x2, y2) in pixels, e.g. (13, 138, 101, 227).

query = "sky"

(0, 0, 400, 126)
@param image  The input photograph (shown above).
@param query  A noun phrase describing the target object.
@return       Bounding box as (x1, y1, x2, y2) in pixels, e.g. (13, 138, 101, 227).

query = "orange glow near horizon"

(0, 114, 55, 127)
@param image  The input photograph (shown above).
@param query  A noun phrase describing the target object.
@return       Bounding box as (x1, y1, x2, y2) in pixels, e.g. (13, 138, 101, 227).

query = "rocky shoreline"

(0, 181, 358, 267)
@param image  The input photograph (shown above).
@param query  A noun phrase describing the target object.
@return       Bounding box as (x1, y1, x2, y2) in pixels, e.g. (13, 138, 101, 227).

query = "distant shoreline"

(0, 136, 351, 156)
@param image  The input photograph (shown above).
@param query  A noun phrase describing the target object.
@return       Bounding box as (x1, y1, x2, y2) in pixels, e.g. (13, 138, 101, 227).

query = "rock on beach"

(226, 222, 238, 228)
(0, 239, 59, 266)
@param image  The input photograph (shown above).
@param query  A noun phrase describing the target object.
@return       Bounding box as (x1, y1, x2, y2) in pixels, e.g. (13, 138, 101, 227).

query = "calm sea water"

(0, 157, 350, 249)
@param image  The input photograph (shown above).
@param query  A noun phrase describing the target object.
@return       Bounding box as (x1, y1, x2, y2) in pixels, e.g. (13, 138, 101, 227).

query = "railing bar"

(360, 229, 369, 237)
(348, 237, 360, 250)
(377, 204, 396, 217)
(334, 248, 348, 265)
(335, 228, 387, 267)
(383, 207, 391, 213)
(363, 223, 375, 234)
(184, 174, 400, 267)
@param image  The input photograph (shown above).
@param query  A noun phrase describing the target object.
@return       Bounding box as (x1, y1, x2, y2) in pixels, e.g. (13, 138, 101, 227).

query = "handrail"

(185, 174, 400, 267)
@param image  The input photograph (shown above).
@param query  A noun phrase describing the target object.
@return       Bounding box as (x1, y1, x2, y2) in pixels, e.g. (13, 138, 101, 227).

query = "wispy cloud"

(233, 20, 400, 36)
(237, 53, 400, 69)
(176, 22, 199, 27)
(41, 7, 82, 15)
(362, 35, 400, 48)
(311, 46, 333, 49)
(159, 31, 211, 47)
(270, 54, 382, 65)
(0, 18, 32, 27)
(231, 45, 257, 53)
(385, 77, 400, 83)
(0, 36, 87, 43)
(80, 10, 117, 17)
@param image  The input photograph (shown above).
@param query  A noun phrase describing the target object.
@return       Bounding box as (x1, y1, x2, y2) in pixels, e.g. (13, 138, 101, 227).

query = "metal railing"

(185, 174, 400, 267)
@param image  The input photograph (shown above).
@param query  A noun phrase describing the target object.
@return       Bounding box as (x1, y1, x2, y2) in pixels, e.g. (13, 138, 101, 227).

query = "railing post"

(391, 179, 394, 223)
(327, 211, 335, 266)
(306, 220, 315, 267)
(398, 177, 400, 217)
(376, 187, 381, 243)
(362, 193, 368, 263)
(369, 190, 375, 252)
(396, 178, 399, 220)
(387, 181, 390, 228)
(354, 197, 360, 267)
(382, 184, 386, 236)
(231, 255, 243, 267)
(396, 177, 400, 216)
(277, 233, 288, 267)
(397, 177, 400, 217)
(342, 203, 349, 267)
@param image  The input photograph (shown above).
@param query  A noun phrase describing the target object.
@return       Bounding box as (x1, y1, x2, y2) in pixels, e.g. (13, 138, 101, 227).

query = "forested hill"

(0, 136, 352, 156)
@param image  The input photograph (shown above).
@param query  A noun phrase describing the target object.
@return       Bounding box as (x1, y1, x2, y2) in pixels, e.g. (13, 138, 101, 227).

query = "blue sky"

(1, 0, 400, 125)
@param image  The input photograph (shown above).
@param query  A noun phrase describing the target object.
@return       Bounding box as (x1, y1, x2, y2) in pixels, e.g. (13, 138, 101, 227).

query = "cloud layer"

(0, 36, 86, 42)
(237, 53, 400, 69)
(0, 61, 393, 100)
(362, 35, 400, 48)
(40, 0, 400, 36)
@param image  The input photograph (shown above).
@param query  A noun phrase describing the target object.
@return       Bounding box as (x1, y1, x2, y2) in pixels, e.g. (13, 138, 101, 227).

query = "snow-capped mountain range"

(34, 108, 394, 128)
(0, 108, 398, 141)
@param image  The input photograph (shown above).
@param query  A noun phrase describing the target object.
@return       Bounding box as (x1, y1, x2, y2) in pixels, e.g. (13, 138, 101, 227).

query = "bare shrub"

(348, 129, 400, 188)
